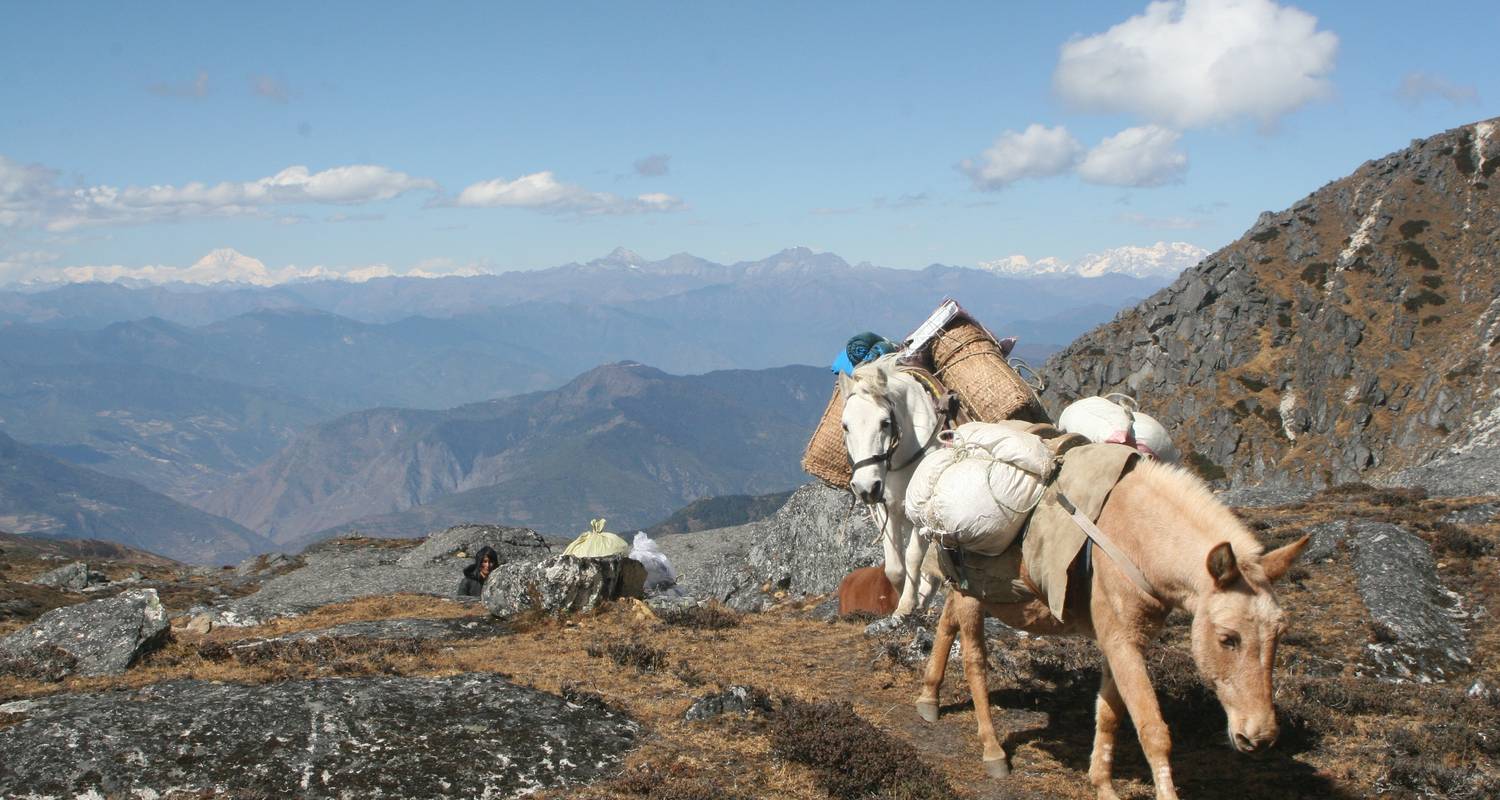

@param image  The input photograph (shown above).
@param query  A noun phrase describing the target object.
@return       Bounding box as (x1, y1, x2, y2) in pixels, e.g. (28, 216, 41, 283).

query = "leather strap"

(1056, 492, 1157, 600)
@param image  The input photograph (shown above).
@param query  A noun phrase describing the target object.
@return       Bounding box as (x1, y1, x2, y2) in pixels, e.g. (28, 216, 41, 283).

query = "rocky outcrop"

(0, 588, 167, 680)
(683, 685, 773, 721)
(1351, 522, 1472, 682)
(658, 482, 881, 610)
(0, 673, 638, 798)
(28, 561, 105, 591)
(483, 554, 645, 619)
(397, 524, 552, 567)
(1039, 118, 1500, 488)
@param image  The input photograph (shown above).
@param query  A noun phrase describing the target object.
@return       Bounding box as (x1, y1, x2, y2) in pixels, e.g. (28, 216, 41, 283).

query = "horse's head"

(1188, 535, 1310, 754)
(838, 359, 898, 504)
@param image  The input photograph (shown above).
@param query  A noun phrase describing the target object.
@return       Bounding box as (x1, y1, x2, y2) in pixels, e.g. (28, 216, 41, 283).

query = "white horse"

(838, 356, 944, 617)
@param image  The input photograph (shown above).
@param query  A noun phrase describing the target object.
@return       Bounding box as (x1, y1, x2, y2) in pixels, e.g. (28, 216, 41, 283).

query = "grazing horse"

(914, 459, 1309, 800)
(838, 357, 943, 617)
(837, 565, 898, 616)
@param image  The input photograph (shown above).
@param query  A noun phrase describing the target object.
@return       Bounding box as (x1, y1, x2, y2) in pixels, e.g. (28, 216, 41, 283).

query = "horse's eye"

(880, 418, 891, 429)
(1219, 633, 1240, 651)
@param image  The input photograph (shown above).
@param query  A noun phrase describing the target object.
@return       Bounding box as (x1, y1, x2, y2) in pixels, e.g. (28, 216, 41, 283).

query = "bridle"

(846, 374, 957, 477)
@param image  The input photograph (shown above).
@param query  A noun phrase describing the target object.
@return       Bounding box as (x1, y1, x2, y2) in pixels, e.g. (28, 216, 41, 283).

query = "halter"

(846, 369, 955, 478)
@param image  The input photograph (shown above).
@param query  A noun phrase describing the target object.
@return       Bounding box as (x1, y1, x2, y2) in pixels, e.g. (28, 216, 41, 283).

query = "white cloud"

(633, 154, 671, 177)
(251, 75, 292, 103)
(23, 248, 492, 287)
(148, 70, 209, 98)
(0, 158, 438, 231)
(453, 171, 683, 215)
(1078, 125, 1189, 187)
(1054, 0, 1338, 129)
(959, 124, 1082, 190)
(1396, 72, 1479, 108)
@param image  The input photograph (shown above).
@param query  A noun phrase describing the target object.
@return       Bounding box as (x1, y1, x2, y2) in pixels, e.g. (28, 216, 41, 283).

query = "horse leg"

(877, 505, 906, 613)
(894, 513, 929, 617)
(916, 591, 959, 722)
(956, 595, 1008, 777)
(913, 529, 942, 612)
(1088, 660, 1127, 800)
(1095, 628, 1178, 800)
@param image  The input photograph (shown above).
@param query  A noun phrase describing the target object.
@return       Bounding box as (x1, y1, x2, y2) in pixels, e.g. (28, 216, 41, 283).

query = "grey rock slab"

(0, 588, 167, 680)
(28, 561, 102, 591)
(1443, 502, 1500, 526)
(0, 673, 638, 799)
(1302, 521, 1349, 562)
(1351, 521, 1472, 682)
(398, 524, 553, 568)
(1216, 484, 1317, 508)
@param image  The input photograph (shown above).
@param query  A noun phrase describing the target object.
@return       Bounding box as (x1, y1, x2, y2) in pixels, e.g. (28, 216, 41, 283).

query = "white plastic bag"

(629, 531, 678, 593)
(1057, 395, 1180, 463)
(905, 422, 1051, 556)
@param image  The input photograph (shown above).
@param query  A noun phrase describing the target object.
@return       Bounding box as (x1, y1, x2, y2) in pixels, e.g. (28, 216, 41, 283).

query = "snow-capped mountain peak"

(979, 241, 1208, 280)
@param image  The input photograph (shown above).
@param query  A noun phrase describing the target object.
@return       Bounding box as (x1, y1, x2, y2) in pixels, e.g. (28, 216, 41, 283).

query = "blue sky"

(1, 0, 1495, 284)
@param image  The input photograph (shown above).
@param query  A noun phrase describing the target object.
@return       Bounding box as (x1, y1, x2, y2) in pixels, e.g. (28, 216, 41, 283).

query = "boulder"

(398, 524, 553, 567)
(0, 673, 638, 799)
(683, 685, 772, 721)
(0, 588, 168, 680)
(29, 561, 105, 591)
(658, 483, 882, 611)
(1351, 522, 1472, 682)
(483, 554, 646, 619)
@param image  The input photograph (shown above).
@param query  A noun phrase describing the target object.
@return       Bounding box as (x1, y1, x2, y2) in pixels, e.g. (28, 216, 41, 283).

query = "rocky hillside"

(0, 432, 268, 564)
(1040, 118, 1500, 489)
(205, 363, 831, 545)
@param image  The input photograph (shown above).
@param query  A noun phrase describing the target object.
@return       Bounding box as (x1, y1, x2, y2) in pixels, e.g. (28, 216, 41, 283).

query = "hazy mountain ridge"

(205, 363, 832, 546)
(1040, 117, 1500, 489)
(0, 431, 267, 563)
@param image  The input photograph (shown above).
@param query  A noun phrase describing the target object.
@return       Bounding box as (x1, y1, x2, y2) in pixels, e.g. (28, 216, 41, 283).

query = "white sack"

(905, 423, 1051, 556)
(1058, 396, 1181, 463)
(1128, 410, 1181, 463)
(629, 532, 678, 593)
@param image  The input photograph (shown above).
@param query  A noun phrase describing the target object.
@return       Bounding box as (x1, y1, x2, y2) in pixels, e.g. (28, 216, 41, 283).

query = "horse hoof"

(984, 757, 1011, 778)
(915, 700, 939, 723)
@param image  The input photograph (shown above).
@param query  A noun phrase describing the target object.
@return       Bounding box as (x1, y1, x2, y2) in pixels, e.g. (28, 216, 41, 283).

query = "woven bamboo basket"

(802, 384, 853, 488)
(931, 321, 1049, 424)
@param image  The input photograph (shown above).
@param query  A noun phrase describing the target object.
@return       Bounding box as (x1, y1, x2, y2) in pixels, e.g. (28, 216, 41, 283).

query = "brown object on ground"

(802, 384, 852, 488)
(837, 565, 897, 617)
(931, 320, 1048, 424)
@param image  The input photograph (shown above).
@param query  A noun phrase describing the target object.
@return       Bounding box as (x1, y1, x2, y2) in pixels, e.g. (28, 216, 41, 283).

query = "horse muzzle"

(853, 479, 885, 505)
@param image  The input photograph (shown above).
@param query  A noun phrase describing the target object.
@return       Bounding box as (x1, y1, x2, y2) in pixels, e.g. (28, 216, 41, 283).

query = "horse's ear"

(868, 365, 887, 392)
(837, 372, 853, 400)
(1261, 535, 1310, 582)
(1206, 542, 1240, 589)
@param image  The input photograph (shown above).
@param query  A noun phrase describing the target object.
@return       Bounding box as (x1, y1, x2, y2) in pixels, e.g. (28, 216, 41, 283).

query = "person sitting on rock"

(457, 546, 500, 597)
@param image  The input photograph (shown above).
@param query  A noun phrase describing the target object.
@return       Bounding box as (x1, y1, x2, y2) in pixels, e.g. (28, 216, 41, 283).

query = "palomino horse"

(838, 357, 943, 617)
(841, 358, 1309, 799)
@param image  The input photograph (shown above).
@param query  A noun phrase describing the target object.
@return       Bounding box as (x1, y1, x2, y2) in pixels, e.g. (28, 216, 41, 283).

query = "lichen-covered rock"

(1351, 522, 1472, 682)
(658, 482, 881, 610)
(683, 685, 772, 721)
(0, 588, 167, 680)
(0, 673, 638, 799)
(483, 554, 645, 619)
(1036, 118, 1500, 489)
(28, 561, 104, 591)
(398, 524, 553, 567)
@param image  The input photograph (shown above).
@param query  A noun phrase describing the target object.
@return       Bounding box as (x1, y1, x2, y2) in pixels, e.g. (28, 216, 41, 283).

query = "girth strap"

(1055, 491, 1158, 599)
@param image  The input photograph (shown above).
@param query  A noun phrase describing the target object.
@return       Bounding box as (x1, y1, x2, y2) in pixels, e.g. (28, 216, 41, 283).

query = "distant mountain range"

(204, 363, 832, 548)
(979, 241, 1208, 279)
(0, 431, 267, 564)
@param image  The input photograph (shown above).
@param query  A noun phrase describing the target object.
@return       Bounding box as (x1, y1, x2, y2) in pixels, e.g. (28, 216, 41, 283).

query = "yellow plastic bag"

(562, 518, 629, 558)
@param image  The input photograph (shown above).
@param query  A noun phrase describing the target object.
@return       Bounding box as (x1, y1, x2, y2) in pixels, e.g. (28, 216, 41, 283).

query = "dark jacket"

(457, 546, 500, 597)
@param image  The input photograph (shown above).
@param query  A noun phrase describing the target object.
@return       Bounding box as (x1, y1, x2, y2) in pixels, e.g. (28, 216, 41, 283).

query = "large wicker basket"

(931, 321, 1049, 424)
(802, 384, 853, 488)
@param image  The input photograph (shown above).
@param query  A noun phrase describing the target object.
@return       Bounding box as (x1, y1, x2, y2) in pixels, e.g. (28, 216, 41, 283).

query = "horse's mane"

(1129, 457, 1263, 561)
(846, 355, 903, 406)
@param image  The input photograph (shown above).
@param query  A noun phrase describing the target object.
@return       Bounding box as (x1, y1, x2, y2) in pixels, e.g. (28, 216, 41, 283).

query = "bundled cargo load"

(1057, 394, 1181, 463)
(904, 422, 1053, 556)
(801, 300, 1052, 488)
(562, 518, 630, 558)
